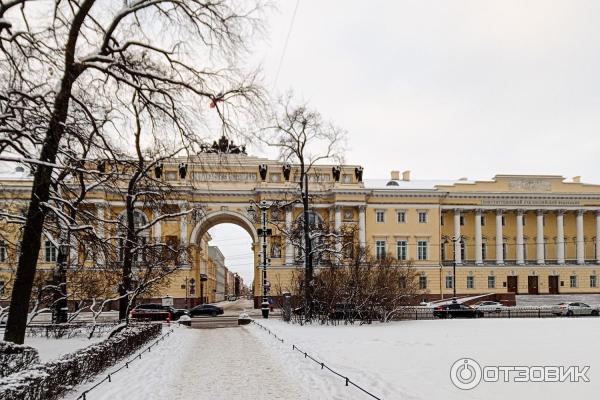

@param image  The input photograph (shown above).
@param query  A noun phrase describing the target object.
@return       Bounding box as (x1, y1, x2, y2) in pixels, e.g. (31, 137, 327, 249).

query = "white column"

(97, 204, 106, 266)
(556, 210, 565, 265)
(285, 206, 293, 265)
(536, 210, 545, 265)
(454, 209, 462, 265)
(595, 211, 600, 264)
(358, 205, 366, 248)
(179, 202, 189, 267)
(576, 210, 585, 265)
(154, 209, 162, 242)
(516, 210, 524, 265)
(334, 205, 342, 256)
(496, 210, 504, 265)
(475, 209, 483, 265)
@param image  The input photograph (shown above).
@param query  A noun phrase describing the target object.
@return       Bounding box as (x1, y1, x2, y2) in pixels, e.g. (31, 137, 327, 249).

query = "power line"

(273, 0, 300, 88)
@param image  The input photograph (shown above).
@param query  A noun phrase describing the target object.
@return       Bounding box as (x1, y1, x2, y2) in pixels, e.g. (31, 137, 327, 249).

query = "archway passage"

(190, 211, 257, 306)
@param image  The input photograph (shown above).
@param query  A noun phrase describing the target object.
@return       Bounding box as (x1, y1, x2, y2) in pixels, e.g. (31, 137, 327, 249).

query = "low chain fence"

(252, 320, 382, 400)
(76, 326, 174, 400)
(25, 322, 120, 339)
(0, 323, 162, 400)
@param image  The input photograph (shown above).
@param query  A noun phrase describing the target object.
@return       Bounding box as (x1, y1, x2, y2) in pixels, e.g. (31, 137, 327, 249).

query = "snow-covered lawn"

(24, 335, 106, 362)
(252, 318, 600, 400)
(0, 329, 106, 362)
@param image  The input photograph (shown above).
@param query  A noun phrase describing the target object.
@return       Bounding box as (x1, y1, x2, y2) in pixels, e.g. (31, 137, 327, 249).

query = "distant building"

(209, 246, 226, 302)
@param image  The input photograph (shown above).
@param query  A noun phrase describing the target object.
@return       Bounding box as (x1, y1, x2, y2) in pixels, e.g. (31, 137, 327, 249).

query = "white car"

(552, 302, 599, 316)
(472, 301, 505, 313)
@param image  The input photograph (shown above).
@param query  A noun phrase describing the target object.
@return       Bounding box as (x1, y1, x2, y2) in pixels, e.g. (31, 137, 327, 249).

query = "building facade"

(2, 144, 600, 308)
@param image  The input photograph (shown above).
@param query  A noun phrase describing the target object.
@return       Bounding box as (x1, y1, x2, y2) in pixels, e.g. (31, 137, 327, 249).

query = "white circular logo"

(450, 358, 482, 390)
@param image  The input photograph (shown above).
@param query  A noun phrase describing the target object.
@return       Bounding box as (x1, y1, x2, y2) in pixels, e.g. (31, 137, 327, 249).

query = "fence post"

(538, 309, 541, 318)
(345, 377, 349, 386)
(108, 374, 111, 382)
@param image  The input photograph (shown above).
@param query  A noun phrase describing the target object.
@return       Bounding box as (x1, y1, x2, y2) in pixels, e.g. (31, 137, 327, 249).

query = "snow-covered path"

(66, 325, 309, 400)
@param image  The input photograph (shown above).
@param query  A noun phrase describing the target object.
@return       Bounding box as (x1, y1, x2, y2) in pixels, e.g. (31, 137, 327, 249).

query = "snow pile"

(0, 323, 161, 400)
(0, 342, 40, 377)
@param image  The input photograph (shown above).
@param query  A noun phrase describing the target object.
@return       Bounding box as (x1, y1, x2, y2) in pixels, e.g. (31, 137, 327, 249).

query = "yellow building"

(2, 144, 600, 308)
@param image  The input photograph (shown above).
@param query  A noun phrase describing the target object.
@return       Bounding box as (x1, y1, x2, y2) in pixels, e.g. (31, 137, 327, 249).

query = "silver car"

(552, 302, 599, 316)
(472, 301, 505, 313)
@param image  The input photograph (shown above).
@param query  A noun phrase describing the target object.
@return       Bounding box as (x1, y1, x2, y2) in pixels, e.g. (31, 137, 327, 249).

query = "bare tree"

(1, 0, 265, 343)
(262, 96, 347, 320)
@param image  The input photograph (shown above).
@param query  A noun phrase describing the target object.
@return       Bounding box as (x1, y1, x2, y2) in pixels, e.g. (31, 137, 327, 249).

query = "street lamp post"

(248, 200, 272, 318)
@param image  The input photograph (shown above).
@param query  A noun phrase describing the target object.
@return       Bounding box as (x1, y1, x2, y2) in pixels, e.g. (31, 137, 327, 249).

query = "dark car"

(433, 303, 483, 319)
(189, 304, 224, 317)
(130, 304, 189, 321)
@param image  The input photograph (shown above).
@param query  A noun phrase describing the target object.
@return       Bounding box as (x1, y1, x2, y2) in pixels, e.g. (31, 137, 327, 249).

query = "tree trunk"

(3, 78, 76, 344)
(302, 171, 313, 320)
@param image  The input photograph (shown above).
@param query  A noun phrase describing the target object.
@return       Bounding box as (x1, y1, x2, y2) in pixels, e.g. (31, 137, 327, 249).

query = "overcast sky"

(213, 0, 600, 285)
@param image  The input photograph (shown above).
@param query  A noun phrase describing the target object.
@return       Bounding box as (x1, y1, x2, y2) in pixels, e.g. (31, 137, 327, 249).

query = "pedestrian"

(269, 297, 274, 312)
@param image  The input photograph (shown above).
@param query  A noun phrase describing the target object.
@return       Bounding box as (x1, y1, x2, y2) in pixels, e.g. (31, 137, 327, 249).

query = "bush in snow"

(0, 323, 161, 400)
(0, 342, 40, 378)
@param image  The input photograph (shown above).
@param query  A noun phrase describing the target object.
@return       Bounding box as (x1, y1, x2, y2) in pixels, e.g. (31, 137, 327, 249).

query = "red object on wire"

(209, 93, 224, 108)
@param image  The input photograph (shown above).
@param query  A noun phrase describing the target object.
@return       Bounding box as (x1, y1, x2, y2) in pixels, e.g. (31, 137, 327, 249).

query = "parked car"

(433, 303, 484, 319)
(472, 301, 505, 313)
(130, 304, 189, 321)
(189, 304, 224, 317)
(551, 302, 599, 316)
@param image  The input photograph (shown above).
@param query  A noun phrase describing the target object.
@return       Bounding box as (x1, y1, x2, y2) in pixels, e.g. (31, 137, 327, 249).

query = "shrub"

(0, 323, 161, 400)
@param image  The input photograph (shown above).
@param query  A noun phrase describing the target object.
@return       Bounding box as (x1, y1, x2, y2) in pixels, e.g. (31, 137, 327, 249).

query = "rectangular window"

(481, 243, 487, 261)
(396, 211, 406, 223)
(45, 240, 57, 262)
(441, 215, 445, 226)
(590, 275, 597, 288)
(488, 276, 496, 289)
(445, 276, 454, 289)
(417, 240, 428, 260)
(570, 275, 577, 288)
(376, 210, 385, 223)
(399, 277, 407, 289)
(418, 211, 427, 224)
(0, 241, 6, 263)
(0, 281, 4, 295)
(467, 276, 475, 289)
(376, 240, 386, 260)
(459, 215, 465, 226)
(419, 276, 427, 289)
(501, 215, 506, 226)
(502, 242, 507, 260)
(481, 215, 486, 226)
(396, 240, 407, 261)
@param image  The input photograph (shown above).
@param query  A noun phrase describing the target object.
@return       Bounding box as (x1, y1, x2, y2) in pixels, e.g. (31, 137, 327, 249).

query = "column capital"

(474, 208, 483, 215)
(453, 208, 462, 214)
(496, 209, 504, 215)
(536, 209, 545, 216)
(555, 209, 566, 215)
(358, 204, 367, 211)
(332, 204, 342, 212)
(577, 209, 585, 216)
(515, 209, 525, 216)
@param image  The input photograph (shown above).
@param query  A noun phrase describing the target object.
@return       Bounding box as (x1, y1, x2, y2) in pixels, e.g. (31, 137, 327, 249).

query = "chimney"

(573, 176, 581, 183)
(402, 170, 411, 181)
(390, 170, 400, 180)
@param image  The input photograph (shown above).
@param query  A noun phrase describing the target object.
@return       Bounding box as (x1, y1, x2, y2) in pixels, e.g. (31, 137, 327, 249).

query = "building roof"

(363, 178, 473, 190)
